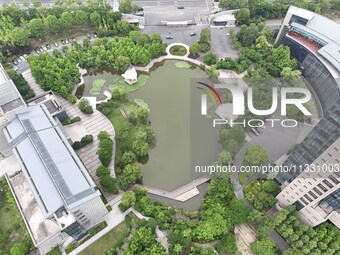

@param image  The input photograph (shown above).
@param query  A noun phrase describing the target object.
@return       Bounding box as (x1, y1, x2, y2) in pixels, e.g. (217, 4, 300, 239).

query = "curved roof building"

(274, 6, 340, 228)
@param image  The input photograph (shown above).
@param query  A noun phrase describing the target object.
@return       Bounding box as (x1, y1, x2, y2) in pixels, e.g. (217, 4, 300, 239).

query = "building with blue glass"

(274, 6, 340, 228)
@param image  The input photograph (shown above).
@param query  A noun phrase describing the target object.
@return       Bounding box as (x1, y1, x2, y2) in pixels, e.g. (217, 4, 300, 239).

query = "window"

(300, 197, 308, 205)
(313, 187, 322, 196)
(304, 194, 313, 202)
(317, 183, 328, 192)
(329, 175, 339, 185)
(308, 191, 318, 199)
(323, 179, 334, 189)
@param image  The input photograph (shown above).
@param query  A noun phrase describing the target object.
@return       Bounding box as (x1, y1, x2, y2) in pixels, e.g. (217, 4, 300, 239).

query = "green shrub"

(72, 134, 93, 150)
(6, 69, 35, 100)
(100, 174, 118, 194)
(62, 116, 81, 126)
(67, 94, 77, 104)
(96, 165, 110, 177)
(97, 131, 113, 166)
(78, 98, 93, 114)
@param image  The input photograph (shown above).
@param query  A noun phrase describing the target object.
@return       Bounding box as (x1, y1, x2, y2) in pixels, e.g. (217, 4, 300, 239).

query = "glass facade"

(275, 36, 340, 184)
(323, 188, 340, 210)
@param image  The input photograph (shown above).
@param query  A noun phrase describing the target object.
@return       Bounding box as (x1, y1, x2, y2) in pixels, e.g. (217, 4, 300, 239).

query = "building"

(122, 67, 138, 84)
(211, 14, 236, 26)
(276, 138, 340, 228)
(3, 104, 108, 253)
(274, 6, 340, 228)
(0, 65, 107, 254)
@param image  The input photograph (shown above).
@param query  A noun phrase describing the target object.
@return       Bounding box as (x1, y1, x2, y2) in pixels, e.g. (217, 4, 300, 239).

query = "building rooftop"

(287, 6, 340, 74)
(3, 105, 99, 218)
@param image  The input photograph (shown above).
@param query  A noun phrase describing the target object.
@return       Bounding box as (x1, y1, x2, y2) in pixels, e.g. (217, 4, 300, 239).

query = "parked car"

(87, 33, 91, 39)
(65, 38, 69, 44)
(137, 7, 144, 11)
(178, 6, 184, 9)
(190, 32, 197, 36)
(35, 48, 41, 53)
(61, 39, 66, 44)
(17, 58, 22, 64)
(42, 45, 47, 51)
(251, 128, 259, 136)
(12, 59, 19, 65)
(93, 32, 98, 38)
(45, 44, 51, 49)
(68, 38, 73, 43)
(166, 35, 174, 39)
(19, 56, 25, 62)
(54, 42, 59, 47)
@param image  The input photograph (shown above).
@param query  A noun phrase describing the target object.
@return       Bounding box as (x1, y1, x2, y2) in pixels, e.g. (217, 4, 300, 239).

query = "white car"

(42, 45, 47, 51)
(54, 42, 59, 47)
(19, 56, 25, 62)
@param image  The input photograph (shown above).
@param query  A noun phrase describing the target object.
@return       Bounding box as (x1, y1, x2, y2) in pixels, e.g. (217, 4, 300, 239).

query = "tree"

(100, 174, 117, 193)
(200, 28, 211, 44)
(251, 236, 276, 255)
(244, 145, 268, 165)
(216, 232, 237, 254)
(61, 12, 74, 29)
(189, 42, 202, 56)
(132, 131, 149, 157)
(218, 150, 232, 166)
(29, 18, 45, 39)
(90, 11, 101, 26)
(45, 15, 61, 34)
(78, 98, 93, 114)
(219, 0, 247, 9)
(137, 108, 150, 124)
(119, 0, 138, 13)
(75, 10, 88, 24)
(235, 8, 250, 25)
(11, 28, 30, 46)
(121, 151, 137, 166)
(118, 163, 142, 190)
(120, 191, 136, 211)
(237, 23, 259, 47)
(203, 53, 218, 65)
(10, 242, 29, 255)
(97, 131, 113, 167)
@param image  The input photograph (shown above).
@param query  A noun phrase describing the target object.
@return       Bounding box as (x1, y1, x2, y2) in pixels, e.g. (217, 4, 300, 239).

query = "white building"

(122, 67, 138, 84)
(0, 65, 108, 254)
(276, 137, 340, 228)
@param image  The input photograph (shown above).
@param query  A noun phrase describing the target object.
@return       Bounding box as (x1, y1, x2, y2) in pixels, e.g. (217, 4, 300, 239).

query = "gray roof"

(3, 105, 99, 218)
(0, 80, 24, 113)
(289, 6, 340, 73)
(307, 14, 340, 43)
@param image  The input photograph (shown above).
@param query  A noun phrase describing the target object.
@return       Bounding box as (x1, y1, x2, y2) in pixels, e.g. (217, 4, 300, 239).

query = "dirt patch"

(234, 224, 257, 255)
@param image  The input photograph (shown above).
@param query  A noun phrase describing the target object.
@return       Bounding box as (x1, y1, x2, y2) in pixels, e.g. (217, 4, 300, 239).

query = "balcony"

(287, 31, 323, 54)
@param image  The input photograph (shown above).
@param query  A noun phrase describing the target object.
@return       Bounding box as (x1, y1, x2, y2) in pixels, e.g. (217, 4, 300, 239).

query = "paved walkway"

(22, 70, 44, 95)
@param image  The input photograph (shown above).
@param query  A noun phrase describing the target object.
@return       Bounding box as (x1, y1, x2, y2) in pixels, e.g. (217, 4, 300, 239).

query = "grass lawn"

(0, 179, 31, 252)
(89, 79, 106, 96)
(109, 74, 149, 93)
(78, 213, 139, 255)
(169, 45, 187, 56)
